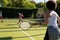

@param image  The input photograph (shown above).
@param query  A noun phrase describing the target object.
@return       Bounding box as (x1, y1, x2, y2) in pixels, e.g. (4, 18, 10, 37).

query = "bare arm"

(41, 10, 51, 25)
(54, 12, 60, 25)
(57, 16, 60, 25)
(41, 13, 48, 25)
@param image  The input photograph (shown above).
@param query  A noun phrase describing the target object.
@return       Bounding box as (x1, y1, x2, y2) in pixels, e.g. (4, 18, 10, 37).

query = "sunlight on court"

(0, 19, 46, 40)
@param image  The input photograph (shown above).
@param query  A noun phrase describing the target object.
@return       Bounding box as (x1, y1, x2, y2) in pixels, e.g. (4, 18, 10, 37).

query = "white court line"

(20, 29, 35, 40)
(0, 28, 35, 40)
(0, 28, 46, 30)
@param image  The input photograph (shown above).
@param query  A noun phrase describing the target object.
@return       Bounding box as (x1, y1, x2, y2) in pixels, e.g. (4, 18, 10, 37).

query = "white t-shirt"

(47, 11, 58, 27)
(0, 11, 2, 16)
(18, 13, 23, 19)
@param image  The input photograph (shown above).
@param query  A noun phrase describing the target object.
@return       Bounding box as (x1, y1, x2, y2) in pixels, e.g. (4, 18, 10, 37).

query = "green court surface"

(0, 19, 46, 40)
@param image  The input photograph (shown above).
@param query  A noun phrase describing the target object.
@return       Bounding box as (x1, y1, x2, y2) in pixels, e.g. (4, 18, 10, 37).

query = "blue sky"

(33, 0, 48, 3)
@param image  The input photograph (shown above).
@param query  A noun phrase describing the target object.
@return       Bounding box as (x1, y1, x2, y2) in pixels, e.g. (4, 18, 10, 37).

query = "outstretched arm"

(41, 11, 51, 25)
(41, 13, 48, 25)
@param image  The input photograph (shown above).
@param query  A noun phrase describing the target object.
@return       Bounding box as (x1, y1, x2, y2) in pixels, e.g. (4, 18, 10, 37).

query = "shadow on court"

(0, 37, 12, 40)
(0, 29, 46, 32)
(0, 27, 18, 29)
(6, 24, 17, 26)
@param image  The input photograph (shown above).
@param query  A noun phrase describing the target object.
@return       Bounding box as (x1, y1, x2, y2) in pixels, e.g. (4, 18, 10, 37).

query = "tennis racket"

(19, 21, 31, 30)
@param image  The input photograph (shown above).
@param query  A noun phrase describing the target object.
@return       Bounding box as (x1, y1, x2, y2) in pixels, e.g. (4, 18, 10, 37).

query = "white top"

(0, 11, 2, 16)
(47, 11, 58, 27)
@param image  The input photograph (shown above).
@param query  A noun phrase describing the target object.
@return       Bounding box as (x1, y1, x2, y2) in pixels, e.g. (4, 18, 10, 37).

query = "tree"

(36, 2, 44, 8)
(30, 1, 36, 5)
(0, 0, 36, 9)
(24, 1, 36, 9)
(11, 0, 36, 9)
(7, 0, 12, 7)
(1, 0, 8, 7)
(55, 0, 60, 16)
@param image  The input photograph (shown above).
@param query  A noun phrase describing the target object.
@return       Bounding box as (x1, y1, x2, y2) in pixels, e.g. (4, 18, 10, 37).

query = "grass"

(0, 19, 47, 40)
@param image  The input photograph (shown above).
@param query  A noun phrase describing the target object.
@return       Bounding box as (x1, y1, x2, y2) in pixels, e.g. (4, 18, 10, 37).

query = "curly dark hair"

(46, 1, 57, 11)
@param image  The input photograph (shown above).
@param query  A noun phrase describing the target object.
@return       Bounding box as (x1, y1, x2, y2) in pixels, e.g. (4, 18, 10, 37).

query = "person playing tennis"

(17, 12, 31, 30)
(17, 12, 24, 24)
(42, 1, 60, 40)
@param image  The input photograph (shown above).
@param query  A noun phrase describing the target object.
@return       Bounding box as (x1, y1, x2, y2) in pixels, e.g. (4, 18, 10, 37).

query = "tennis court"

(0, 19, 46, 40)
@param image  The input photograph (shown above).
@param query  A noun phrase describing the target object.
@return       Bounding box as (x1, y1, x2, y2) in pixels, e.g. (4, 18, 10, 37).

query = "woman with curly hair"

(43, 1, 60, 40)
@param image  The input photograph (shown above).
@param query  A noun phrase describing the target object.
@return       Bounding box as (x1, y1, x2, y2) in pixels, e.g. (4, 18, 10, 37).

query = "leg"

(17, 20, 21, 24)
(56, 28, 60, 40)
(18, 20, 23, 28)
(48, 26, 59, 40)
(44, 28, 49, 40)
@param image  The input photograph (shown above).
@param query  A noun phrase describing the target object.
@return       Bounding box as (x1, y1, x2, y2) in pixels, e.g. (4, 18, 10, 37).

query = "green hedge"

(0, 7, 38, 18)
